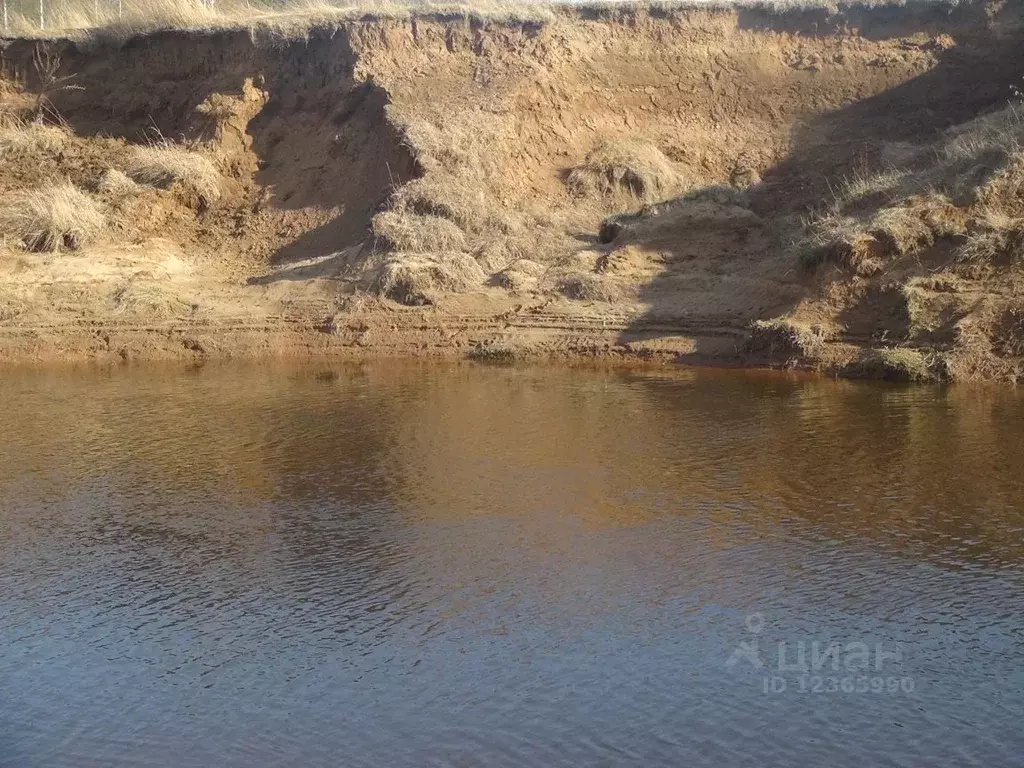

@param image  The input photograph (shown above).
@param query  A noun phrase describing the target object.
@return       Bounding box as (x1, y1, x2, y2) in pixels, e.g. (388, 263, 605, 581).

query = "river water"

(1, 361, 1022, 767)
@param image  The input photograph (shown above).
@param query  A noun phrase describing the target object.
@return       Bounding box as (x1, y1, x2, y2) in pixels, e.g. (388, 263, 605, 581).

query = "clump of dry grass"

(554, 272, 629, 303)
(0, 181, 105, 252)
(371, 211, 468, 254)
(797, 200, 946, 274)
(843, 346, 939, 383)
(832, 168, 911, 212)
(0, 286, 30, 322)
(396, 113, 505, 185)
(467, 339, 525, 362)
(111, 280, 195, 317)
(96, 168, 140, 198)
(3, 0, 236, 39)
(490, 258, 547, 291)
(797, 104, 1024, 274)
(388, 176, 500, 235)
(743, 317, 825, 365)
(990, 302, 1024, 358)
(900, 280, 950, 339)
(0, 119, 68, 159)
(567, 138, 681, 201)
(955, 209, 1024, 269)
(125, 143, 222, 206)
(600, 189, 761, 245)
(373, 252, 485, 305)
(682, 184, 750, 207)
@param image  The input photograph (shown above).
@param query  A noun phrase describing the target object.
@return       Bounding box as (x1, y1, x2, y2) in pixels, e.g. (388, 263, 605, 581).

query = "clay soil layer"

(2, 1, 1024, 379)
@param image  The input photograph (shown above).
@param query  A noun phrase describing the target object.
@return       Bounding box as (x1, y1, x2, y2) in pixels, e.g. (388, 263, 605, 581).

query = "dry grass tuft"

(467, 339, 525, 362)
(682, 184, 750, 207)
(374, 252, 485, 305)
(797, 105, 1024, 274)
(554, 272, 629, 303)
(0, 181, 105, 252)
(600, 189, 760, 245)
(111, 280, 195, 317)
(490, 259, 547, 291)
(900, 281, 942, 339)
(0, 286, 30, 322)
(4, 0, 237, 39)
(867, 206, 935, 257)
(743, 317, 825, 365)
(956, 210, 1024, 267)
(567, 138, 681, 201)
(0, 119, 68, 159)
(843, 346, 939, 383)
(797, 202, 940, 274)
(832, 168, 910, 212)
(125, 143, 222, 206)
(371, 210, 468, 254)
(388, 176, 499, 235)
(96, 168, 140, 198)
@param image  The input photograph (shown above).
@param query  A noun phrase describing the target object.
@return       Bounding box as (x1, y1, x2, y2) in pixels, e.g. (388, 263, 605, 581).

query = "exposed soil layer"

(2, 1, 1024, 379)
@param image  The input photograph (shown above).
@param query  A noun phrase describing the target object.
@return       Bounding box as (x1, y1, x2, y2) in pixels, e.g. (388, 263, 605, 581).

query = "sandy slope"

(1, 1, 1023, 378)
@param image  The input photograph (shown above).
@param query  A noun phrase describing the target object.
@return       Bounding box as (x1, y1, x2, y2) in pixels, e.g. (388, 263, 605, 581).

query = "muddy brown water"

(1, 361, 1023, 767)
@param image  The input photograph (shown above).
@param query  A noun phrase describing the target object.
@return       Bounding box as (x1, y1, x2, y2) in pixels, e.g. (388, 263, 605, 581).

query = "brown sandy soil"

(2, 1, 1024, 379)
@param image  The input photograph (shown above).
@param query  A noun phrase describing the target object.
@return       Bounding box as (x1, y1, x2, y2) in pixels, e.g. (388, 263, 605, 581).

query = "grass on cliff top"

(0, 0, 969, 41)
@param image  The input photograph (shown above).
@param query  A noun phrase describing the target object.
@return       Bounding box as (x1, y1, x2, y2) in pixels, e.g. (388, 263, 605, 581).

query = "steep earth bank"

(1, 1, 1023, 380)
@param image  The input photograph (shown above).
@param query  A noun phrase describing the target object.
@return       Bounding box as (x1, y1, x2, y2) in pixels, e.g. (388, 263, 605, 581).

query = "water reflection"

(0, 362, 1022, 767)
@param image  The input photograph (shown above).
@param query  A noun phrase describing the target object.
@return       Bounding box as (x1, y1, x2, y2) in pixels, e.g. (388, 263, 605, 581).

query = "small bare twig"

(31, 44, 85, 124)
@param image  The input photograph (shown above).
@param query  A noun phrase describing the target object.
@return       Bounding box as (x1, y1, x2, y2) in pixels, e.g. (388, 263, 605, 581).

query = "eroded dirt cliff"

(2, 1, 1023, 379)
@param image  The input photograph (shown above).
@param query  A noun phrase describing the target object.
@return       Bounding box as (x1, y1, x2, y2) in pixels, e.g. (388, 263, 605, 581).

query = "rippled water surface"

(2, 362, 1024, 767)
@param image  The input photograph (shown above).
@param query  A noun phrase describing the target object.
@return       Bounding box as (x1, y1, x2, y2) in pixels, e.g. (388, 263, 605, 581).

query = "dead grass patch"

(0, 181, 105, 252)
(842, 346, 939, 383)
(798, 199, 945, 274)
(0, 120, 68, 159)
(111, 280, 195, 317)
(0, 286, 30, 322)
(388, 176, 501, 235)
(490, 259, 547, 291)
(96, 168, 140, 198)
(956, 210, 1024, 267)
(554, 272, 629, 303)
(798, 105, 1024, 274)
(743, 317, 825, 365)
(567, 138, 681, 201)
(125, 143, 222, 206)
(374, 252, 485, 305)
(467, 339, 526, 362)
(991, 303, 1024, 358)
(371, 211, 468, 254)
